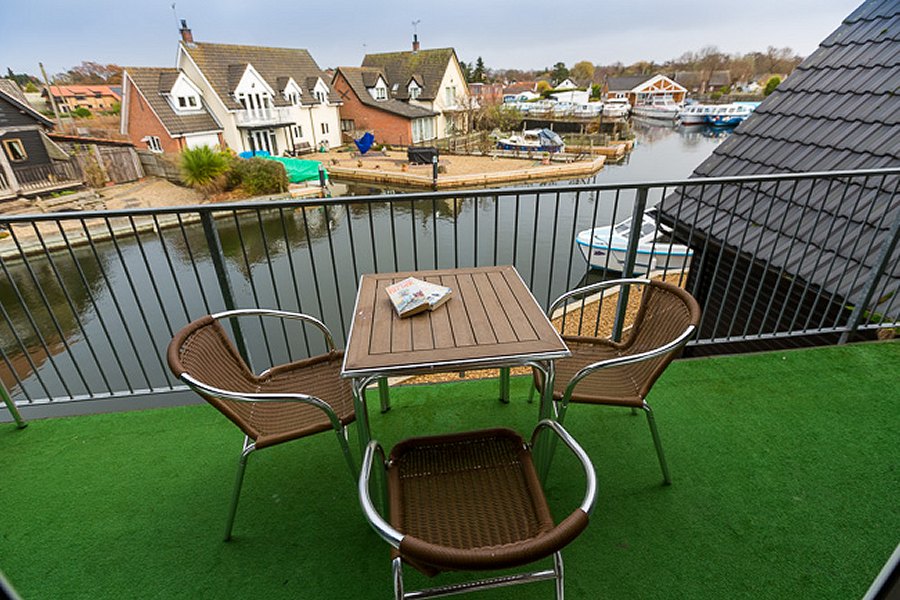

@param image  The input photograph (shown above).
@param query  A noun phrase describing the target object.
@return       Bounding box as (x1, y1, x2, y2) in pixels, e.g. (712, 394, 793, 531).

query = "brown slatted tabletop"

(342, 266, 570, 378)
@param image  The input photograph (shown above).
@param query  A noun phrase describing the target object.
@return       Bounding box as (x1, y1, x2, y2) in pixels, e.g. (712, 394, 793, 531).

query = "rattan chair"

(167, 309, 356, 540)
(536, 278, 701, 484)
(359, 420, 597, 600)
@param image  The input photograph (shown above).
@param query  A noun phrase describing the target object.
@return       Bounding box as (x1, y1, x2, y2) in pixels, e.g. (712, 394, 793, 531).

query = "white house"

(361, 39, 471, 138)
(175, 22, 342, 155)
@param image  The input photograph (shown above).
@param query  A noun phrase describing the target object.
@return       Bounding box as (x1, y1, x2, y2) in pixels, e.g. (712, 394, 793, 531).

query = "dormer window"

(282, 79, 303, 106)
(169, 72, 204, 114)
(177, 96, 198, 109)
(410, 86, 421, 100)
(375, 86, 387, 100)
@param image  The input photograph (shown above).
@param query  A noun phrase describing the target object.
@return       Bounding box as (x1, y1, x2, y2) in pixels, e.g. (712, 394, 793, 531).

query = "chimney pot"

(179, 20, 194, 45)
(412, 34, 420, 52)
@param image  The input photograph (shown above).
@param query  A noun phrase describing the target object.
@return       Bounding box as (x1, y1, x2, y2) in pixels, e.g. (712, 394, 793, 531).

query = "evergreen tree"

(473, 57, 486, 83)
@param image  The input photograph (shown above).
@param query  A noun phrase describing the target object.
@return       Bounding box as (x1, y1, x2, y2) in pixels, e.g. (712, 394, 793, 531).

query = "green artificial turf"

(1, 341, 898, 599)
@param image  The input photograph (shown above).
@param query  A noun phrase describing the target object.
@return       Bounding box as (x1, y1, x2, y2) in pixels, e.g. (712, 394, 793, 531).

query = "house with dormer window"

(341, 37, 470, 141)
(331, 66, 437, 146)
(172, 22, 341, 155)
(120, 67, 224, 153)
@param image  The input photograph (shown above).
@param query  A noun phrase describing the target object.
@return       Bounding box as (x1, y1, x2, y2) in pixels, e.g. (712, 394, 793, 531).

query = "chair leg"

(224, 436, 256, 541)
(392, 556, 405, 600)
(643, 404, 671, 485)
(527, 383, 536, 404)
(334, 425, 357, 479)
(554, 551, 565, 600)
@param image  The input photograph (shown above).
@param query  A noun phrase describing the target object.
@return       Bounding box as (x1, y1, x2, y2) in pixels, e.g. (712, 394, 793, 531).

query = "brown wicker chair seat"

(361, 421, 596, 599)
(167, 309, 356, 540)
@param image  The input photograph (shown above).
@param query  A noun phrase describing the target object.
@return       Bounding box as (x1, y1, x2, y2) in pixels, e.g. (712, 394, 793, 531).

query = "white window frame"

(146, 136, 163, 153)
(321, 122, 329, 134)
(292, 125, 302, 140)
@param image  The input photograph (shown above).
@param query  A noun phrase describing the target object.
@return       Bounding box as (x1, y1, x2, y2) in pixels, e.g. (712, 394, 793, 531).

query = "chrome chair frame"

(359, 420, 597, 600)
(172, 308, 356, 540)
(545, 279, 698, 485)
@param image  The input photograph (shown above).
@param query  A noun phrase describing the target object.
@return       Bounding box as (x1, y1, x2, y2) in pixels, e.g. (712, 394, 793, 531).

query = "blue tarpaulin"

(238, 150, 271, 159)
(354, 132, 375, 155)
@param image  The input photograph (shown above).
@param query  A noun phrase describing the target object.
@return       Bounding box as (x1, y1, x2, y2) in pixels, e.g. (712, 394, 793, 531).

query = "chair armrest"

(359, 440, 404, 548)
(180, 373, 348, 431)
(562, 324, 697, 401)
(531, 419, 597, 516)
(548, 277, 650, 318)
(210, 308, 336, 352)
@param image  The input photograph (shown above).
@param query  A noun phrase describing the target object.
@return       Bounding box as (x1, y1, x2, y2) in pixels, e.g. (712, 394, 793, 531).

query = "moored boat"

(602, 97, 631, 118)
(575, 212, 693, 274)
(678, 103, 719, 124)
(632, 98, 682, 120)
(705, 103, 755, 127)
(496, 128, 565, 152)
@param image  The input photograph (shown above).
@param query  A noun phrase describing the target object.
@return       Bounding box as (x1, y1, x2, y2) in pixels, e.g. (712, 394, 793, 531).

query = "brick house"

(43, 85, 121, 114)
(120, 67, 224, 154)
(331, 66, 437, 146)
(359, 39, 471, 139)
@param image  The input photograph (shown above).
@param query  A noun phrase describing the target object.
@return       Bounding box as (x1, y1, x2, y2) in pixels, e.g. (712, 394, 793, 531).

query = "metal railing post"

(1, 380, 26, 429)
(611, 187, 648, 341)
(838, 207, 900, 344)
(200, 211, 250, 361)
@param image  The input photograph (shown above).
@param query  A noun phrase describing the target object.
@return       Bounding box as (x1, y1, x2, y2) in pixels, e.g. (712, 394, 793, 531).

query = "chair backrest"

(620, 280, 701, 397)
(167, 315, 261, 431)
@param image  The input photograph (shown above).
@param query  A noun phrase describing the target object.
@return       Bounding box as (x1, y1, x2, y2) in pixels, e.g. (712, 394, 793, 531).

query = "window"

(292, 125, 302, 140)
(444, 86, 456, 105)
(178, 97, 187, 108)
(2, 139, 27, 162)
(411, 117, 435, 143)
(146, 136, 163, 153)
(321, 122, 330, 134)
(410, 86, 421, 100)
(340, 119, 354, 131)
(188, 96, 197, 107)
(375, 86, 386, 100)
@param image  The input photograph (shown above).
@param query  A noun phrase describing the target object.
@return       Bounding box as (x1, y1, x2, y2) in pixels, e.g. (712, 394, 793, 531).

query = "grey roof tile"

(362, 48, 458, 101)
(333, 67, 436, 119)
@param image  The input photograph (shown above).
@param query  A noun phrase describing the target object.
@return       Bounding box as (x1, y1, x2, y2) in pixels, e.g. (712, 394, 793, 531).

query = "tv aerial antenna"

(412, 20, 421, 35)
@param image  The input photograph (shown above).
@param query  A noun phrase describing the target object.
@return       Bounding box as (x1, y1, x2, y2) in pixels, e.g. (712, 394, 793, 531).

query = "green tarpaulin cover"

(263, 157, 327, 183)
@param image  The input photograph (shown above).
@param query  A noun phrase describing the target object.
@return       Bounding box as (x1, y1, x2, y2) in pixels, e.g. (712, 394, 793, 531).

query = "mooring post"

(432, 155, 438, 190)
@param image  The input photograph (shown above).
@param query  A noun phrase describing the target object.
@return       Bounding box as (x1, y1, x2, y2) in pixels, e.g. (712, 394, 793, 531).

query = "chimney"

(179, 19, 194, 45)
(412, 34, 420, 52)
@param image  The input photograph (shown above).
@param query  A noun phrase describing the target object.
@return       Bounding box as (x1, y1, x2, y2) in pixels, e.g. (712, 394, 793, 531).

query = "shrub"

(230, 158, 288, 196)
(71, 107, 92, 118)
(180, 145, 231, 192)
(764, 76, 782, 96)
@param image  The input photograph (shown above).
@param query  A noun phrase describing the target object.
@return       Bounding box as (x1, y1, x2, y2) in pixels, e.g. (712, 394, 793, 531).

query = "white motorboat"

(706, 103, 756, 127)
(602, 97, 631, 118)
(496, 128, 565, 152)
(632, 98, 682, 120)
(678, 103, 719, 124)
(576, 212, 693, 274)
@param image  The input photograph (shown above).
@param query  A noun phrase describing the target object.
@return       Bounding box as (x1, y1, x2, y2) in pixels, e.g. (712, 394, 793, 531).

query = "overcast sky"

(1, 0, 862, 77)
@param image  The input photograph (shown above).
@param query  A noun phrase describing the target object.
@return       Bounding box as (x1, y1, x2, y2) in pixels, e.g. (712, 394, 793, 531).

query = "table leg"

(352, 377, 374, 467)
(532, 360, 558, 481)
(378, 378, 391, 413)
(498, 367, 510, 404)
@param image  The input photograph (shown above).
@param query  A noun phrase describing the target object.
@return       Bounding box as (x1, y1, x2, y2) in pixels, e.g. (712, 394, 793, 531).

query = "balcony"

(0, 342, 897, 598)
(0, 160, 82, 200)
(233, 106, 295, 128)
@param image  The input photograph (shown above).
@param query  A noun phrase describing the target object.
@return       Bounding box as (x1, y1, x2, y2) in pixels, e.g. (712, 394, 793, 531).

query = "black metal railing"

(0, 168, 897, 411)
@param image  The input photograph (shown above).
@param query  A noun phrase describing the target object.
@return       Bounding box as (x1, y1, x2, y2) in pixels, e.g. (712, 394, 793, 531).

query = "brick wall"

(333, 72, 413, 147)
(124, 80, 182, 154)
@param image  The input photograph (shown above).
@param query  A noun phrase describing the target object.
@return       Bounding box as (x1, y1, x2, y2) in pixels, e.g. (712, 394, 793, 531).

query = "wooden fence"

(136, 150, 182, 183)
(62, 143, 144, 186)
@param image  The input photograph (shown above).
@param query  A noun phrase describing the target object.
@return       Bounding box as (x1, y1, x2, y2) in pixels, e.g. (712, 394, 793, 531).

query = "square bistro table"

(341, 265, 570, 450)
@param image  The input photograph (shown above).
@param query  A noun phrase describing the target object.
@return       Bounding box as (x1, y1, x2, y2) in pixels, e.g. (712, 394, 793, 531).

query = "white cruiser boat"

(602, 97, 631, 118)
(678, 103, 718, 124)
(576, 213, 693, 274)
(496, 128, 565, 152)
(632, 98, 682, 120)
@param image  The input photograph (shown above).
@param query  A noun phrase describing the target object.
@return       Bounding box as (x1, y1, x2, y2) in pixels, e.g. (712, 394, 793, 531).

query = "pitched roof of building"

(673, 70, 732, 88)
(658, 0, 900, 308)
(124, 67, 222, 135)
(47, 85, 121, 100)
(361, 48, 457, 101)
(333, 67, 436, 119)
(181, 42, 340, 109)
(503, 81, 537, 95)
(606, 75, 653, 92)
(0, 79, 53, 126)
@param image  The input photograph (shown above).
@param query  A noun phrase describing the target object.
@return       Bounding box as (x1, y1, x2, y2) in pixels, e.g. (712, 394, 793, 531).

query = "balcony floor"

(1, 341, 898, 599)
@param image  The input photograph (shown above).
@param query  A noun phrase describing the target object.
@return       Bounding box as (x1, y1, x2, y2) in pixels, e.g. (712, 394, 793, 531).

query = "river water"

(0, 121, 730, 403)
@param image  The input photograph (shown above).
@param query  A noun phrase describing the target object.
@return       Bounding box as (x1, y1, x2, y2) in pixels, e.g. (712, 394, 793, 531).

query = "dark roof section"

(673, 70, 732, 88)
(0, 79, 54, 127)
(182, 42, 341, 109)
(361, 48, 457, 100)
(658, 0, 900, 307)
(334, 67, 436, 119)
(125, 67, 222, 136)
(606, 75, 652, 92)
